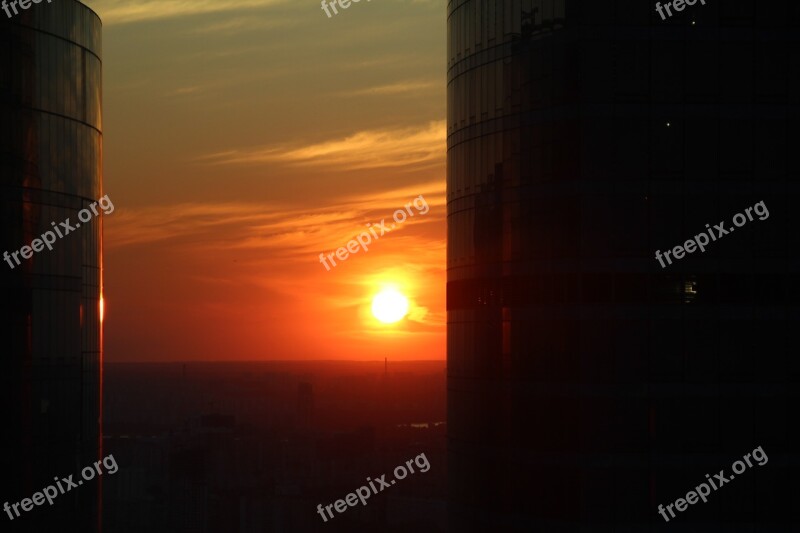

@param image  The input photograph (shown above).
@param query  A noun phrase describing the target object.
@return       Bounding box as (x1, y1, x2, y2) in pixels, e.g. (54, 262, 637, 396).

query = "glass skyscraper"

(447, 0, 799, 530)
(0, 1, 103, 530)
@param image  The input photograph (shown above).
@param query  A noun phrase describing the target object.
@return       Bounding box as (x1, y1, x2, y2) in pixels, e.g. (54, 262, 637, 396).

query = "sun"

(371, 288, 409, 324)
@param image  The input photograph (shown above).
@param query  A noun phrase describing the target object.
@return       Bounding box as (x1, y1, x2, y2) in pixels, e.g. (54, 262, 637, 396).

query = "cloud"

(201, 120, 446, 171)
(339, 80, 440, 97)
(189, 16, 295, 34)
(105, 181, 446, 253)
(106, 202, 286, 247)
(105, 184, 447, 333)
(90, 0, 289, 25)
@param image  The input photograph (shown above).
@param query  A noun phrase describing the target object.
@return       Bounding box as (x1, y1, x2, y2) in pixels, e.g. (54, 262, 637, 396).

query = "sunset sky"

(85, 0, 446, 361)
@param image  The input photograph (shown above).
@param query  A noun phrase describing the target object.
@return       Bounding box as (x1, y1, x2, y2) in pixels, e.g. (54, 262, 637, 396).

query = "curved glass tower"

(0, 2, 103, 530)
(447, 1, 799, 530)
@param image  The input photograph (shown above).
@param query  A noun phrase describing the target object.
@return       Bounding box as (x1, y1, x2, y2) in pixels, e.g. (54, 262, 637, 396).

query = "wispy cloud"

(340, 80, 440, 97)
(189, 16, 295, 34)
(201, 121, 445, 171)
(106, 180, 445, 253)
(90, 0, 289, 25)
(106, 182, 446, 334)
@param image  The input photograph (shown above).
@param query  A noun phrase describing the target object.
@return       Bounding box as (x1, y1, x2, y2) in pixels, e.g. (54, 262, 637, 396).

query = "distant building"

(447, 1, 799, 530)
(297, 382, 314, 424)
(0, 1, 103, 530)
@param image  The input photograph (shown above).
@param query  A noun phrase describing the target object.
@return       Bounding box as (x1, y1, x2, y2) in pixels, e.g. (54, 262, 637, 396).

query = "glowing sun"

(371, 289, 409, 324)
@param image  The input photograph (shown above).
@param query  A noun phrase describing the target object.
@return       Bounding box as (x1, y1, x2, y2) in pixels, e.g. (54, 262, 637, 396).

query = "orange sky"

(87, 0, 446, 361)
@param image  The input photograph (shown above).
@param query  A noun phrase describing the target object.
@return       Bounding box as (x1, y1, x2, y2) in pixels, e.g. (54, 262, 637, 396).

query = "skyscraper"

(0, 1, 103, 530)
(447, 1, 799, 529)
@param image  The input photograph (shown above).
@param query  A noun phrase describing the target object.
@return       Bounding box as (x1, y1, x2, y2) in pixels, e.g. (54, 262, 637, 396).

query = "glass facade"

(0, 1, 102, 530)
(447, 0, 799, 530)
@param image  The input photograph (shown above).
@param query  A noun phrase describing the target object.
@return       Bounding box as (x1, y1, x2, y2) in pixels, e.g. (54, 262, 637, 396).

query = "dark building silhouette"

(447, 1, 799, 530)
(0, 1, 103, 531)
(297, 381, 314, 424)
